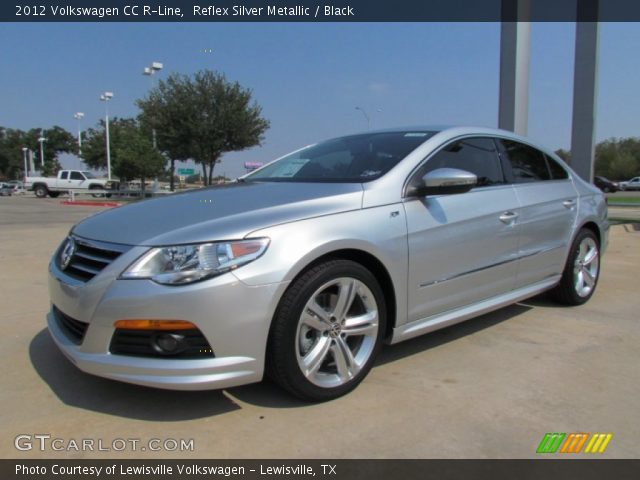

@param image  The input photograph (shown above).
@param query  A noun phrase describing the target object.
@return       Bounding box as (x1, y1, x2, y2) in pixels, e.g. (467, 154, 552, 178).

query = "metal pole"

(105, 105, 112, 180)
(38, 133, 45, 167)
(22, 147, 28, 180)
(355, 106, 370, 130)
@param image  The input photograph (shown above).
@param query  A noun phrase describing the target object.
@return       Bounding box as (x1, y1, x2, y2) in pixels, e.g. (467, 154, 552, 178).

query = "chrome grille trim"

(57, 235, 132, 283)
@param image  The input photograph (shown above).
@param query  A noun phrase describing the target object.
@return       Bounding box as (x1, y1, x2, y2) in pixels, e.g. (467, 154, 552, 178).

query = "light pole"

(355, 106, 370, 129)
(37, 132, 46, 167)
(355, 106, 382, 130)
(100, 91, 114, 180)
(143, 61, 163, 149)
(22, 147, 28, 179)
(74, 112, 84, 155)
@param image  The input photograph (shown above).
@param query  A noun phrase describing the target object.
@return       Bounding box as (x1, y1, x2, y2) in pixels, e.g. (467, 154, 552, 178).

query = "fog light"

(153, 333, 187, 355)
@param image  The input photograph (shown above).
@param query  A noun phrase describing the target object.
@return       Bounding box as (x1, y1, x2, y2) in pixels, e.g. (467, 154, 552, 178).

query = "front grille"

(53, 306, 88, 345)
(110, 329, 215, 359)
(58, 236, 129, 283)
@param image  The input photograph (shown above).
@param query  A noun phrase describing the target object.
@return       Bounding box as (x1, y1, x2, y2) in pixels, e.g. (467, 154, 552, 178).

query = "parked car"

(46, 127, 608, 401)
(593, 176, 619, 193)
(619, 176, 640, 191)
(5, 180, 26, 195)
(0, 182, 13, 196)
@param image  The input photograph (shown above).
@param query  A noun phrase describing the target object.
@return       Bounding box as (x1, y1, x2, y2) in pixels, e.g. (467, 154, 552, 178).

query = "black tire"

(89, 185, 105, 198)
(48, 192, 60, 198)
(34, 184, 48, 198)
(550, 229, 600, 305)
(267, 259, 386, 401)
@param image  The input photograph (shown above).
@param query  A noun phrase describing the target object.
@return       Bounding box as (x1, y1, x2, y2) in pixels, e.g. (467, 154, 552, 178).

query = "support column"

(498, 0, 531, 136)
(570, 6, 600, 182)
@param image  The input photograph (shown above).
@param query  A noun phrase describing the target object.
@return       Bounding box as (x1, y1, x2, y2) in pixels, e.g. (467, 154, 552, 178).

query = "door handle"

(563, 199, 576, 208)
(499, 211, 519, 224)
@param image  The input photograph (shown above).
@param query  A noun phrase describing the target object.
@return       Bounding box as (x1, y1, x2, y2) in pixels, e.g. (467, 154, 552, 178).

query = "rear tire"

(267, 259, 386, 401)
(550, 229, 600, 305)
(34, 185, 48, 198)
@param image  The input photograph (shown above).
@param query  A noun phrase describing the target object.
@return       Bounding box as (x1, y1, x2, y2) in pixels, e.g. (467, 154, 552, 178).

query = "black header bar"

(4, 0, 640, 23)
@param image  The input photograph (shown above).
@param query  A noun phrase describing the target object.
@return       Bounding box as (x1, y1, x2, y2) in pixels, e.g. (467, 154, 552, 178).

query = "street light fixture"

(100, 91, 114, 180)
(143, 61, 163, 149)
(73, 112, 84, 155)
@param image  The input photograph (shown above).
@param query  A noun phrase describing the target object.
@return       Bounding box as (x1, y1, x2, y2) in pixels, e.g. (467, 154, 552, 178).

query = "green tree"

(555, 149, 571, 165)
(81, 118, 165, 192)
(113, 125, 165, 194)
(137, 70, 270, 187)
(81, 117, 136, 172)
(0, 126, 74, 178)
(595, 138, 640, 180)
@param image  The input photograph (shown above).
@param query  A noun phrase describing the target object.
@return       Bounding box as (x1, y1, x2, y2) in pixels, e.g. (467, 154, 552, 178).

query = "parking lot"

(1, 195, 639, 458)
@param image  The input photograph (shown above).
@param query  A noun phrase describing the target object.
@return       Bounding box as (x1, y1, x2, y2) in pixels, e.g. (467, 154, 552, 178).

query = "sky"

(1, 22, 639, 178)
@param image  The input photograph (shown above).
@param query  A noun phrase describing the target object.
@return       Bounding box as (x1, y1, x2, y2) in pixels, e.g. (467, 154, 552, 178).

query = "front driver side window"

(416, 137, 505, 189)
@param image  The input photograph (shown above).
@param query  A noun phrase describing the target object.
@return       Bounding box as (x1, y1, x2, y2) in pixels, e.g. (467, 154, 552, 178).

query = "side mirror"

(419, 168, 477, 196)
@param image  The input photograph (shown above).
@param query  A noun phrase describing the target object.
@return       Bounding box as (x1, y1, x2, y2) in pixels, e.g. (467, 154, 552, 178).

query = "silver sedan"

(47, 127, 608, 401)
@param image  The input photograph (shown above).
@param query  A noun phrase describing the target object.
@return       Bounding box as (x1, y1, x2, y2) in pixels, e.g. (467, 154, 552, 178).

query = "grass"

(608, 195, 640, 205)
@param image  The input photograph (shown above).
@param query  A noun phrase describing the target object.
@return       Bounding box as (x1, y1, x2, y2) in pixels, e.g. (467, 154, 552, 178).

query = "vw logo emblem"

(60, 237, 76, 270)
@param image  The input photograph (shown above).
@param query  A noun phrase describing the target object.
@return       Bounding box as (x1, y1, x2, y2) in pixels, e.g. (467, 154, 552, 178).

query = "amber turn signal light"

(113, 320, 197, 330)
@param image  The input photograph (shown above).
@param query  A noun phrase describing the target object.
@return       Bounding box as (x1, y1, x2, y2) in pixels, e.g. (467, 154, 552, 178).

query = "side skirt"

(389, 276, 560, 345)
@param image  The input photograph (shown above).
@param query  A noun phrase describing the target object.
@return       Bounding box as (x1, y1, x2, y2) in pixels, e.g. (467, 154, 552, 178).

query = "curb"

(61, 201, 121, 208)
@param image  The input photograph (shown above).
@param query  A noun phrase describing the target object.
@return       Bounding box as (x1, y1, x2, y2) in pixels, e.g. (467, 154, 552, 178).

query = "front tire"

(551, 229, 600, 305)
(90, 185, 105, 198)
(267, 259, 386, 401)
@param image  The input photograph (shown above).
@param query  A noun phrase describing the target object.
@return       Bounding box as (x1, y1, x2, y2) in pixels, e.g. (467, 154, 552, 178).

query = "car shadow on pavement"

(230, 302, 535, 408)
(375, 302, 533, 366)
(29, 329, 241, 421)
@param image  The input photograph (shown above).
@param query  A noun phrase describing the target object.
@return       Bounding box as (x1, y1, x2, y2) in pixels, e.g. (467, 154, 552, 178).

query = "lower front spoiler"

(46, 310, 262, 391)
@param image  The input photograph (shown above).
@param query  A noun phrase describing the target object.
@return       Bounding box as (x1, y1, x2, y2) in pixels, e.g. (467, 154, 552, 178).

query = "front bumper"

(47, 251, 288, 391)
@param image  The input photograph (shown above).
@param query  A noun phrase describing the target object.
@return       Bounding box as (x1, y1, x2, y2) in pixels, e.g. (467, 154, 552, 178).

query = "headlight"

(120, 238, 269, 285)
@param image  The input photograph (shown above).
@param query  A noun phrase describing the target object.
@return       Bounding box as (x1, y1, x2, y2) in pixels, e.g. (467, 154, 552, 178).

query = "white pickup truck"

(25, 170, 118, 198)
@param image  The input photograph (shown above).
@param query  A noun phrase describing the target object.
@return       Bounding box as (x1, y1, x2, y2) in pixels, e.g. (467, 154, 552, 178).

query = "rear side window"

(501, 140, 551, 183)
(421, 137, 504, 187)
(545, 155, 569, 180)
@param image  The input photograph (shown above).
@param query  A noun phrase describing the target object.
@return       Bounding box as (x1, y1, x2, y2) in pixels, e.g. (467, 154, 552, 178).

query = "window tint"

(421, 138, 504, 187)
(501, 140, 551, 182)
(546, 155, 569, 180)
(70, 171, 84, 181)
(59, 171, 68, 180)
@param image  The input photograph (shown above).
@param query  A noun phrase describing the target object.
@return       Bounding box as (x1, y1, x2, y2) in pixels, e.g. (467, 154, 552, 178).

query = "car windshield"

(82, 171, 96, 179)
(245, 131, 435, 183)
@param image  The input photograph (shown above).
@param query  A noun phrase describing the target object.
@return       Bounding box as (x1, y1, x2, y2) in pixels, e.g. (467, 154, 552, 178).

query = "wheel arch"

(280, 248, 398, 342)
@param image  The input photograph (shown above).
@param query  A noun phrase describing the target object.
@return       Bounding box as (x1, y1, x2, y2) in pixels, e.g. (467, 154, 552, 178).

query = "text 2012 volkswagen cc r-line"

(47, 127, 608, 401)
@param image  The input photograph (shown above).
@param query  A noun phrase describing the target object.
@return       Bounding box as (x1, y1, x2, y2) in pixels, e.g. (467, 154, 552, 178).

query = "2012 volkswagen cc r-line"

(47, 126, 608, 401)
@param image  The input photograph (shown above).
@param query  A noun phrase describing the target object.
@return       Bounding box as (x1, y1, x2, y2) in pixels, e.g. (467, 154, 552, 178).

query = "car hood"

(72, 182, 364, 246)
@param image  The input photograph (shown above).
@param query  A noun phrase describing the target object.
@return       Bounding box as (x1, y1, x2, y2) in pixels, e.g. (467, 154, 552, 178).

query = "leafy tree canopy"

(0, 126, 75, 179)
(136, 70, 270, 185)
